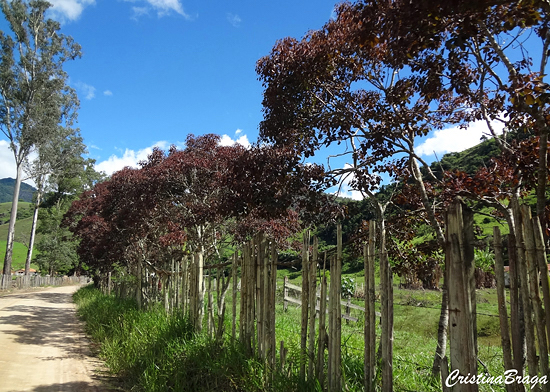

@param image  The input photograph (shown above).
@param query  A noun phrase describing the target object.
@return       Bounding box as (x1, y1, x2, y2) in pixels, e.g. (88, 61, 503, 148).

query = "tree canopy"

(0, 0, 81, 275)
(66, 134, 339, 276)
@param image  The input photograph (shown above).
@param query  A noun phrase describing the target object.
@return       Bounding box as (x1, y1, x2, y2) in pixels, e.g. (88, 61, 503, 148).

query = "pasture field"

(0, 202, 40, 272)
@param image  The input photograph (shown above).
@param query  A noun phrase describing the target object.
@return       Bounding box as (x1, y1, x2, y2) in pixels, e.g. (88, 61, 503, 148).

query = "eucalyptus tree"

(24, 127, 88, 275)
(0, 0, 81, 275)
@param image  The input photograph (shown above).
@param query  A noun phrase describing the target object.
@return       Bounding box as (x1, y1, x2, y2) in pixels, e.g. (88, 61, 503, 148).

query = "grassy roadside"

(73, 285, 313, 392)
(74, 275, 507, 392)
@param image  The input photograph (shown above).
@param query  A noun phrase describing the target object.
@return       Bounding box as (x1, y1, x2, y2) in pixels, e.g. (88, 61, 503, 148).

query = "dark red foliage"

(65, 134, 339, 271)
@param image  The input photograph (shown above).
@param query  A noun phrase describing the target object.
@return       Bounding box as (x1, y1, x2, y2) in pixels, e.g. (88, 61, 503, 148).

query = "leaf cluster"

(65, 134, 340, 273)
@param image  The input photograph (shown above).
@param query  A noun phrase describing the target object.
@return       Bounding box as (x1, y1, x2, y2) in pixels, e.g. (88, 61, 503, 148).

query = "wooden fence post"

(248, 239, 256, 354)
(507, 230, 525, 386)
(307, 237, 318, 381)
(175, 259, 181, 310)
(494, 226, 515, 392)
(328, 224, 342, 392)
(379, 217, 393, 392)
(242, 243, 248, 345)
(257, 233, 265, 359)
(136, 260, 143, 310)
(283, 275, 289, 311)
(240, 240, 254, 354)
(232, 252, 238, 341)
(317, 253, 328, 388)
(280, 340, 288, 375)
(446, 200, 477, 392)
(269, 243, 277, 369)
(522, 204, 548, 389)
(364, 220, 376, 392)
(300, 230, 310, 381)
(262, 236, 269, 361)
(514, 203, 538, 385)
(533, 216, 550, 362)
(207, 273, 213, 336)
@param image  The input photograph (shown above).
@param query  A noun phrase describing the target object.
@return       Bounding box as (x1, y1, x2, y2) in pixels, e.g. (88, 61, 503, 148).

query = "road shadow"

(0, 288, 92, 358)
(0, 288, 122, 392)
(0, 290, 77, 304)
(6, 381, 98, 392)
(6, 379, 123, 392)
(0, 304, 84, 356)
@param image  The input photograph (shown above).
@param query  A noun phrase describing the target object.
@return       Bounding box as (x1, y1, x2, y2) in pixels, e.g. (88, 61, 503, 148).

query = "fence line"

(98, 200, 549, 391)
(282, 275, 380, 323)
(0, 274, 89, 291)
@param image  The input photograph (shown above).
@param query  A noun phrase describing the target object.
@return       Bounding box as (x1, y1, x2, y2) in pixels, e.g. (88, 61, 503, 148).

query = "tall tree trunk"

(3, 164, 23, 276)
(24, 189, 43, 275)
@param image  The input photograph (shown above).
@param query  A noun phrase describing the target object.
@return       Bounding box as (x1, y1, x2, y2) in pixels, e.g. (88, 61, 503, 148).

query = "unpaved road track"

(0, 285, 108, 392)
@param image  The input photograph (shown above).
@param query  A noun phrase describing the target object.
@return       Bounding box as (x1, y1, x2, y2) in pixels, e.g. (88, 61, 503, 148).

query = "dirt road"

(0, 285, 108, 392)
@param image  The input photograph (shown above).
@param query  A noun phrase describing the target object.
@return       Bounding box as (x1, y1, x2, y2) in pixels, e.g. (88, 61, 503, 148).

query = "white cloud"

(0, 140, 17, 180)
(74, 82, 96, 100)
(227, 13, 241, 27)
(47, 0, 95, 22)
(124, 0, 190, 18)
(103, 90, 113, 96)
(333, 164, 364, 201)
(219, 133, 251, 148)
(416, 120, 505, 157)
(130, 6, 149, 20)
(95, 141, 170, 175)
(0, 140, 38, 187)
(336, 184, 364, 201)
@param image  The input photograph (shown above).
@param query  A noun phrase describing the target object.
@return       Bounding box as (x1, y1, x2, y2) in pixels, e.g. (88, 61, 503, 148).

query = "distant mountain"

(0, 178, 36, 203)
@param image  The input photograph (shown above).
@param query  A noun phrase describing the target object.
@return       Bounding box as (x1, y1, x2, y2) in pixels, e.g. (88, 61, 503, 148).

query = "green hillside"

(0, 178, 36, 203)
(0, 215, 36, 247)
(428, 137, 501, 179)
(0, 240, 38, 272)
(0, 202, 40, 272)
(0, 201, 33, 225)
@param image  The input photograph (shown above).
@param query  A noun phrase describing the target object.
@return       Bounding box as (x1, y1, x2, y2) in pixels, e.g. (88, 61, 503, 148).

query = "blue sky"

(0, 0, 500, 199)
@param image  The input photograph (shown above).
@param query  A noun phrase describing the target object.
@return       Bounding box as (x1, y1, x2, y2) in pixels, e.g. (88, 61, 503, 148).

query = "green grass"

(74, 285, 292, 392)
(0, 202, 41, 272)
(276, 272, 506, 391)
(0, 201, 32, 221)
(0, 217, 35, 246)
(76, 271, 508, 392)
(0, 240, 39, 271)
(474, 205, 509, 237)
